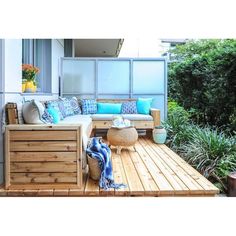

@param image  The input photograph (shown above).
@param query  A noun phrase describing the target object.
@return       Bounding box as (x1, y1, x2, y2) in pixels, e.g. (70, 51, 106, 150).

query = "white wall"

(4, 39, 22, 93)
(0, 39, 4, 184)
(0, 39, 64, 184)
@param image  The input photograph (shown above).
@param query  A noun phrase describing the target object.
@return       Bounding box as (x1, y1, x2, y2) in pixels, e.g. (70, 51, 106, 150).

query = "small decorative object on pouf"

(112, 115, 131, 128)
(227, 172, 236, 197)
(153, 125, 167, 144)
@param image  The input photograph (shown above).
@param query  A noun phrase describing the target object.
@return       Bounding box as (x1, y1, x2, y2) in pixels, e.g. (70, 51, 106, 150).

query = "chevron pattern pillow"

(121, 101, 138, 114)
(81, 99, 97, 115)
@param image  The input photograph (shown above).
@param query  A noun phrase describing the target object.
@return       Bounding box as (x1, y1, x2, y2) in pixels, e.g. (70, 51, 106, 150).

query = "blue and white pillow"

(59, 97, 75, 117)
(81, 99, 97, 115)
(67, 97, 81, 115)
(121, 101, 138, 114)
(45, 100, 64, 120)
(41, 109, 54, 123)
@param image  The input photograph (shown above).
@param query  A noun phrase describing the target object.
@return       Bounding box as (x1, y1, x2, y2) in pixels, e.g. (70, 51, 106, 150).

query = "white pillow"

(22, 100, 45, 124)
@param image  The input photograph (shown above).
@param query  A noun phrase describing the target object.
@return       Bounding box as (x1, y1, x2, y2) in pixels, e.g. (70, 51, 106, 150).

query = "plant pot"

(153, 126, 167, 144)
(25, 81, 36, 93)
(227, 172, 236, 197)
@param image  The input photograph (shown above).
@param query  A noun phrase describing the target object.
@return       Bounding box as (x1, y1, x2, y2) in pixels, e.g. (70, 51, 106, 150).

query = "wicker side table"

(107, 126, 138, 154)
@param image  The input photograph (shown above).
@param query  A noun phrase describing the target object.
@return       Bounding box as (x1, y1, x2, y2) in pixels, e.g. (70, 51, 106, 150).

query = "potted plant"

(153, 125, 167, 144)
(22, 64, 40, 93)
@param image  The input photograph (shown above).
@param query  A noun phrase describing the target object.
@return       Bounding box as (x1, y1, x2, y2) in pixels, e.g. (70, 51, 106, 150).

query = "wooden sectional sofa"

(4, 98, 161, 190)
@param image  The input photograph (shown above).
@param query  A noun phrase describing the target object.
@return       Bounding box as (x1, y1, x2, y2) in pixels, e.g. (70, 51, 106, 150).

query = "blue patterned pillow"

(67, 97, 81, 114)
(81, 99, 97, 115)
(41, 109, 54, 124)
(121, 101, 138, 114)
(59, 97, 75, 117)
(45, 100, 64, 120)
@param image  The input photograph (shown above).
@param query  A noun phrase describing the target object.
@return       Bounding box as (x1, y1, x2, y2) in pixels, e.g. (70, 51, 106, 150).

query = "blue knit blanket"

(86, 137, 126, 190)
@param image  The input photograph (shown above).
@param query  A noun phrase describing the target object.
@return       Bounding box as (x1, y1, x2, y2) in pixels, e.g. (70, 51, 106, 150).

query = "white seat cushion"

(59, 115, 92, 169)
(59, 115, 92, 147)
(91, 114, 153, 121)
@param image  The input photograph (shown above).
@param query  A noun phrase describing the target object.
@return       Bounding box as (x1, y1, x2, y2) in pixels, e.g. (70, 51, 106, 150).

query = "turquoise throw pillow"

(97, 103, 122, 114)
(47, 107, 60, 124)
(136, 98, 153, 114)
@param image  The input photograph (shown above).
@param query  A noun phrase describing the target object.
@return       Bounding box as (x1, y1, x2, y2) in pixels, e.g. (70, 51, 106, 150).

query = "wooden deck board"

(138, 139, 188, 195)
(142, 138, 205, 194)
(112, 149, 130, 196)
(0, 137, 219, 197)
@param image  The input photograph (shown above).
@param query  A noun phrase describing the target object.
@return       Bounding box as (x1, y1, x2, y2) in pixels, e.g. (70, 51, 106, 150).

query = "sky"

(119, 39, 170, 57)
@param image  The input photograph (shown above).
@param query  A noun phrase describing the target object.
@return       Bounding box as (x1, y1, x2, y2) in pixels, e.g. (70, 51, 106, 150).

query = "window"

(22, 39, 52, 93)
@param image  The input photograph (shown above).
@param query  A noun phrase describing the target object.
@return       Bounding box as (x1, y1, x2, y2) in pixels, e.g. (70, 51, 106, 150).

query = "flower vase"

(25, 81, 35, 93)
(22, 83, 26, 93)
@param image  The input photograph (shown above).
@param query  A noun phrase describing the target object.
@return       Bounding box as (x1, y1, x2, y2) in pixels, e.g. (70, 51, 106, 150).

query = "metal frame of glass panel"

(60, 57, 167, 119)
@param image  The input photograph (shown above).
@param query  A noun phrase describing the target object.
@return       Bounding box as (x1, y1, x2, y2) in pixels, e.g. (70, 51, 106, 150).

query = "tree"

(168, 39, 236, 132)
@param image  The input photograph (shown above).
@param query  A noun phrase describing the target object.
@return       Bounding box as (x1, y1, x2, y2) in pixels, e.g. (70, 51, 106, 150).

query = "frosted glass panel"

(98, 61, 130, 94)
(133, 61, 165, 94)
(63, 60, 95, 94)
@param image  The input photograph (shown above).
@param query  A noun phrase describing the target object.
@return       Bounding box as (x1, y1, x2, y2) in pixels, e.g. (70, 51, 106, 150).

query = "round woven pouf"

(107, 127, 138, 154)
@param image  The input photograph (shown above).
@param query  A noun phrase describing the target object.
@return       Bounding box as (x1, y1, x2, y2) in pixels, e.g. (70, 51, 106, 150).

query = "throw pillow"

(46, 107, 60, 124)
(61, 97, 81, 115)
(59, 97, 74, 117)
(97, 103, 122, 114)
(22, 100, 45, 124)
(41, 109, 54, 124)
(16, 101, 24, 124)
(45, 100, 64, 120)
(121, 101, 138, 114)
(136, 98, 153, 115)
(81, 99, 97, 115)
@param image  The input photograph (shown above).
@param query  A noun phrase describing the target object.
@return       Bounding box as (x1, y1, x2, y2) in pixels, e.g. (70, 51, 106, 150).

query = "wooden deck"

(0, 137, 219, 197)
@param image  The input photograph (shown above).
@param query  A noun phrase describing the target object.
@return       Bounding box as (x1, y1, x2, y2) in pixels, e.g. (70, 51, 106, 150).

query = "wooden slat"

(7, 125, 81, 131)
(134, 141, 174, 195)
(37, 189, 54, 196)
(142, 138, 207, 194)
(10, 173, 77, 184)
(10, 141, 77, 152)
(76, 126, 82, 188)
(138, 139, 189, 195)
(10, 130, 77, 141)
(159, 144, 219, 194)
(0, 188, 7, 196)
(5, 128, 10, 188)
(93, 120, 154, 129)
(7, 183, 80, 190)
(7, 189, 24, 196)
(23, 189, 39, 196)
(112, 149, 130, 196)
(10, 162, 77, 173)
(84, 177, 100, 196)
(69, 172, 88, 196)
(10, 152, 76, 162)
(128, 148, 159, 196)
(120, 150, 144, 195)
(54, 189, 69, 196)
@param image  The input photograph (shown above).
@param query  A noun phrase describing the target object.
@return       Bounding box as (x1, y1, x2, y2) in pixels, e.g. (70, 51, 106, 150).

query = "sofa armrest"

(150, 108, 161, 127)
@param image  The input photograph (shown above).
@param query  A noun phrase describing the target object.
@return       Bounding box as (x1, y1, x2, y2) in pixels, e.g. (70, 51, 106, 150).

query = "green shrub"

(181, 127, 235, 175)
(164, 101, 236, 192)
(163, 101, 191, 150)
(168, 39, 236, 132)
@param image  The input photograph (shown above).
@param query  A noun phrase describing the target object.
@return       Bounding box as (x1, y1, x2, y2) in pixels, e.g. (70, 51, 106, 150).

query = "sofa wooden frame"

(93, 99, 161, 130)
